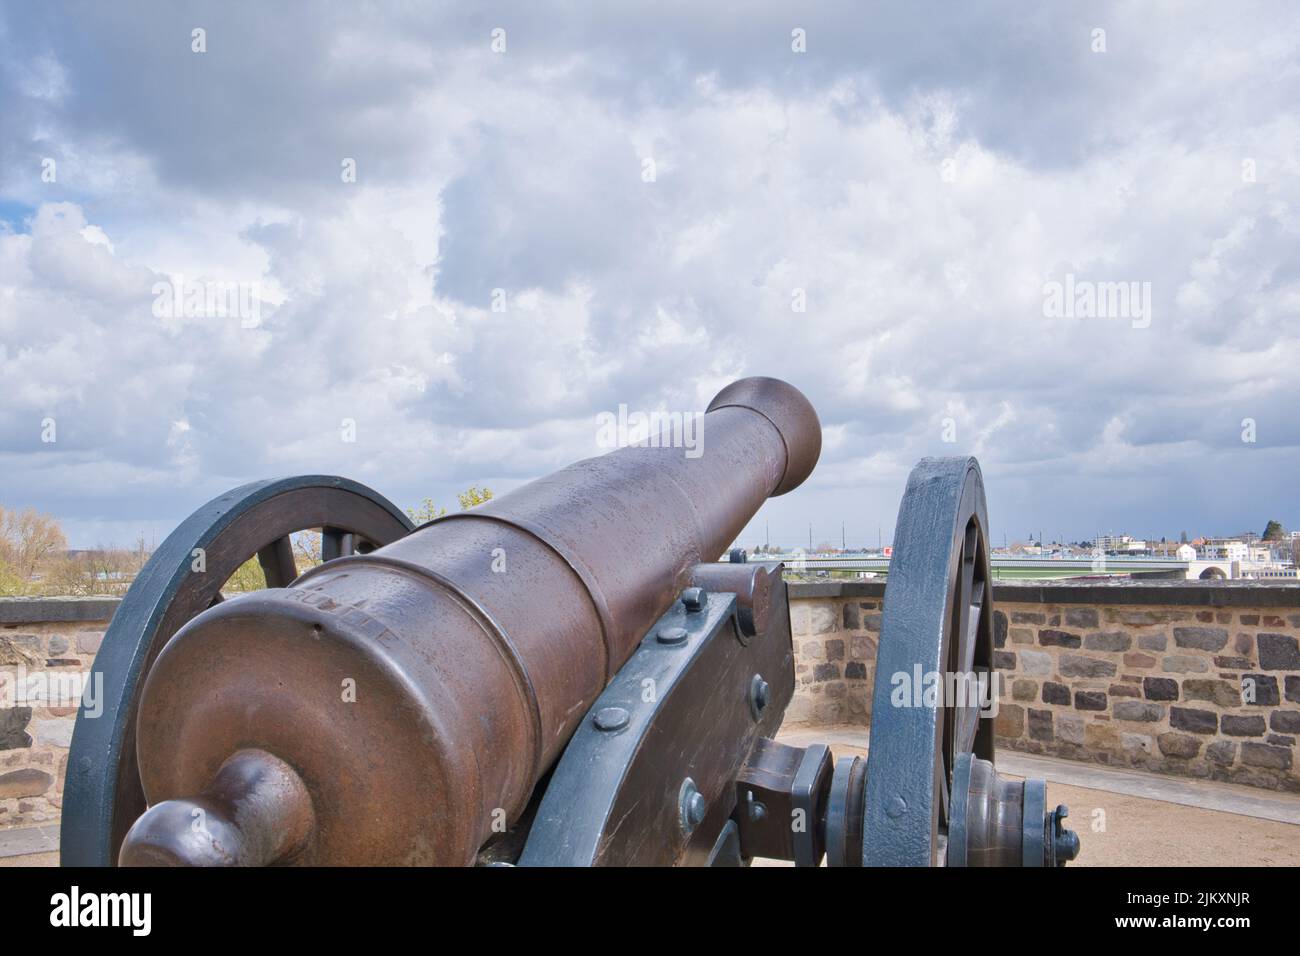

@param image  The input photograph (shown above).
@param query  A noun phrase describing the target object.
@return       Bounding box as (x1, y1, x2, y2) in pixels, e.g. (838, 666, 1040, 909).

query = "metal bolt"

(593, 706, 630, 731)
(746, 790, 766, 822)
(749, 674, 770, 718)
(681, 587, 707, 612)
(656, 626, 688, 645)
(679, 777, 707, 833)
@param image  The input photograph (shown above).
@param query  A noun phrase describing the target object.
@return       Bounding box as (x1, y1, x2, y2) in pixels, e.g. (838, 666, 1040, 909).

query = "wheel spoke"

(257, 536, 298, 588)
(955, 699, 980, 755)
(936, 744, 951, 829)
(961, 579, 985, 676)
(321, 527, 356, 563)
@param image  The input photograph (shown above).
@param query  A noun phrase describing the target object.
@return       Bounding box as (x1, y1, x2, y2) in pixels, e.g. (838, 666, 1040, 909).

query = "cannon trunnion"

(62, 377, 1078, 867)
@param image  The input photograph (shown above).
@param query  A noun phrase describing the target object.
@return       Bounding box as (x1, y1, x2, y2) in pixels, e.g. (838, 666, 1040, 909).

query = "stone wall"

(785, 580, 1300, 793)
(0, 598, 116, 829)
(785, 586, 880, 728)
(4, 581, 1300, 836)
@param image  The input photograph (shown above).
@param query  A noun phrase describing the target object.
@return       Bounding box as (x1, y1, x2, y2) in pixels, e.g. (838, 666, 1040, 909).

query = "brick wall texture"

(785, 590, 1300, 793)
(0, 617, 107, 829)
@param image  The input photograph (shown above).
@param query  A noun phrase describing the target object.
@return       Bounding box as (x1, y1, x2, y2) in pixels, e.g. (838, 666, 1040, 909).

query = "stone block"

(0, 707, 34, 750)
(1269, 711, 1300, 734)
(1169, 707, 1217, 734)
(1042, 681, 1070, 705)
(1206, 740, 1236, 765)
(994, 703, 1024, 738)
(1012, 679, 1037, 702)
(1173, 628, 1227, 651)
(1018, 650, 1052, 676)
(810, 604, 839, 634)
(33, 717, 75, 748)
(1137, 633, 1168, 651)
(1242, 674, 1280, 706)
(77, 630, 105, 654)
(1084, 630, 1131, 652)
(1059, 655, 1117, 679)
(1181, 678, 1241, 708)
(1028, 708, 1053, 742)
(1039, 629, 1081, 648)
(1220, 715, 1266, 737)
(1065, 608, 1099, 628)
(1112, 700, 1163, 722)
(1074, 691, 1107, 711)
(1157, 733, 1202, 759)
(1057, 713, 1085, 745)
(1241, 742, 1293, 770)
(0, 768, 53, 798)
(1257, 633, 1300, 670)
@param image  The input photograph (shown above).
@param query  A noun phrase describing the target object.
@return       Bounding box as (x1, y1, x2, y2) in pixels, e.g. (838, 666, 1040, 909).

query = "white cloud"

(1, 2, 1298, 547)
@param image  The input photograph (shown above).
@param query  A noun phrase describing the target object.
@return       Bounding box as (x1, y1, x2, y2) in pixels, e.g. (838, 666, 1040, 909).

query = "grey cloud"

(2, 3, 1299, 547)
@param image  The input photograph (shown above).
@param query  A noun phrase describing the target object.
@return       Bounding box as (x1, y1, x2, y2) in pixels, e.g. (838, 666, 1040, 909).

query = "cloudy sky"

(2, 2, 1298, 551)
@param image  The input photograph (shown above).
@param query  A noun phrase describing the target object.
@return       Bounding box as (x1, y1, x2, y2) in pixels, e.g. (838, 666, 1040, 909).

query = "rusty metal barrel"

(118, 377, 820, 866)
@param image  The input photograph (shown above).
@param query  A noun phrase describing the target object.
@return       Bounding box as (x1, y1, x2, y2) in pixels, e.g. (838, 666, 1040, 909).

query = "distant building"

(1176, 544, 1197, 561)
(1096, 534, 1147, 554)
(1200, 539, 1249, 563)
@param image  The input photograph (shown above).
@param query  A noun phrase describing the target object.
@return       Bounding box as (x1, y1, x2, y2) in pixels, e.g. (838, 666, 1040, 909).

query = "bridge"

(759, 554, 1213, 580)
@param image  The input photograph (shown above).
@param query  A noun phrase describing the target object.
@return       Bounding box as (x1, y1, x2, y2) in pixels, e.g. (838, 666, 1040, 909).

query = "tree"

(408, 486, 495, 524)
(407, 499, 448, 524)
(1262, 520, 1286, 541)
(457, 485, 494, 510)
(0, 506, 68, 582)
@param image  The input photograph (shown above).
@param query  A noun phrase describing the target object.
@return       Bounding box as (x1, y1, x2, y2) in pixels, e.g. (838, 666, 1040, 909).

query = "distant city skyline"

(2, 4, 1298, 550)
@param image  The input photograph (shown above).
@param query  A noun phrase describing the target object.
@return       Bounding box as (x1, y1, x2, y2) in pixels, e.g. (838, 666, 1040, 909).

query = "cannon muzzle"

(120, 377, 820, 865)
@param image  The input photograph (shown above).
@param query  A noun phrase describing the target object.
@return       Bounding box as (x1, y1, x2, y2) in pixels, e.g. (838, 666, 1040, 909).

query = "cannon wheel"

(60, 476, 414, 866)
(861, 457, 995, 866)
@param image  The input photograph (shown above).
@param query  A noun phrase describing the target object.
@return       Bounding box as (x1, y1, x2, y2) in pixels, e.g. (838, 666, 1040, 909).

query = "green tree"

(408, 485, 495, 524)
(407, 498, 448, 524)
(457, 485, 494, 510)
(1262, 520, 1286, 541)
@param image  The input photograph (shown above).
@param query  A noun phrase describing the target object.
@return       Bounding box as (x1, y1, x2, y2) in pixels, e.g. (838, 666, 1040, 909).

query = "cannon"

(61, 377, 1078, 867)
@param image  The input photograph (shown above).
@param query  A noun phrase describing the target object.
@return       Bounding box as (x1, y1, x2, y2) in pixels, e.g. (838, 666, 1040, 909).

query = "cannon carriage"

(61, 377, 1078, 867)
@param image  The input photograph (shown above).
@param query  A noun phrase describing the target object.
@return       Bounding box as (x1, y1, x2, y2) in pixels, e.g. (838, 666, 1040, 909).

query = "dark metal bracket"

(518, 564, 794, 866)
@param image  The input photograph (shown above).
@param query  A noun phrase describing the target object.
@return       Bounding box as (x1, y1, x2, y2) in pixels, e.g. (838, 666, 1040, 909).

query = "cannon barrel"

(119, 377, 820, 865)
